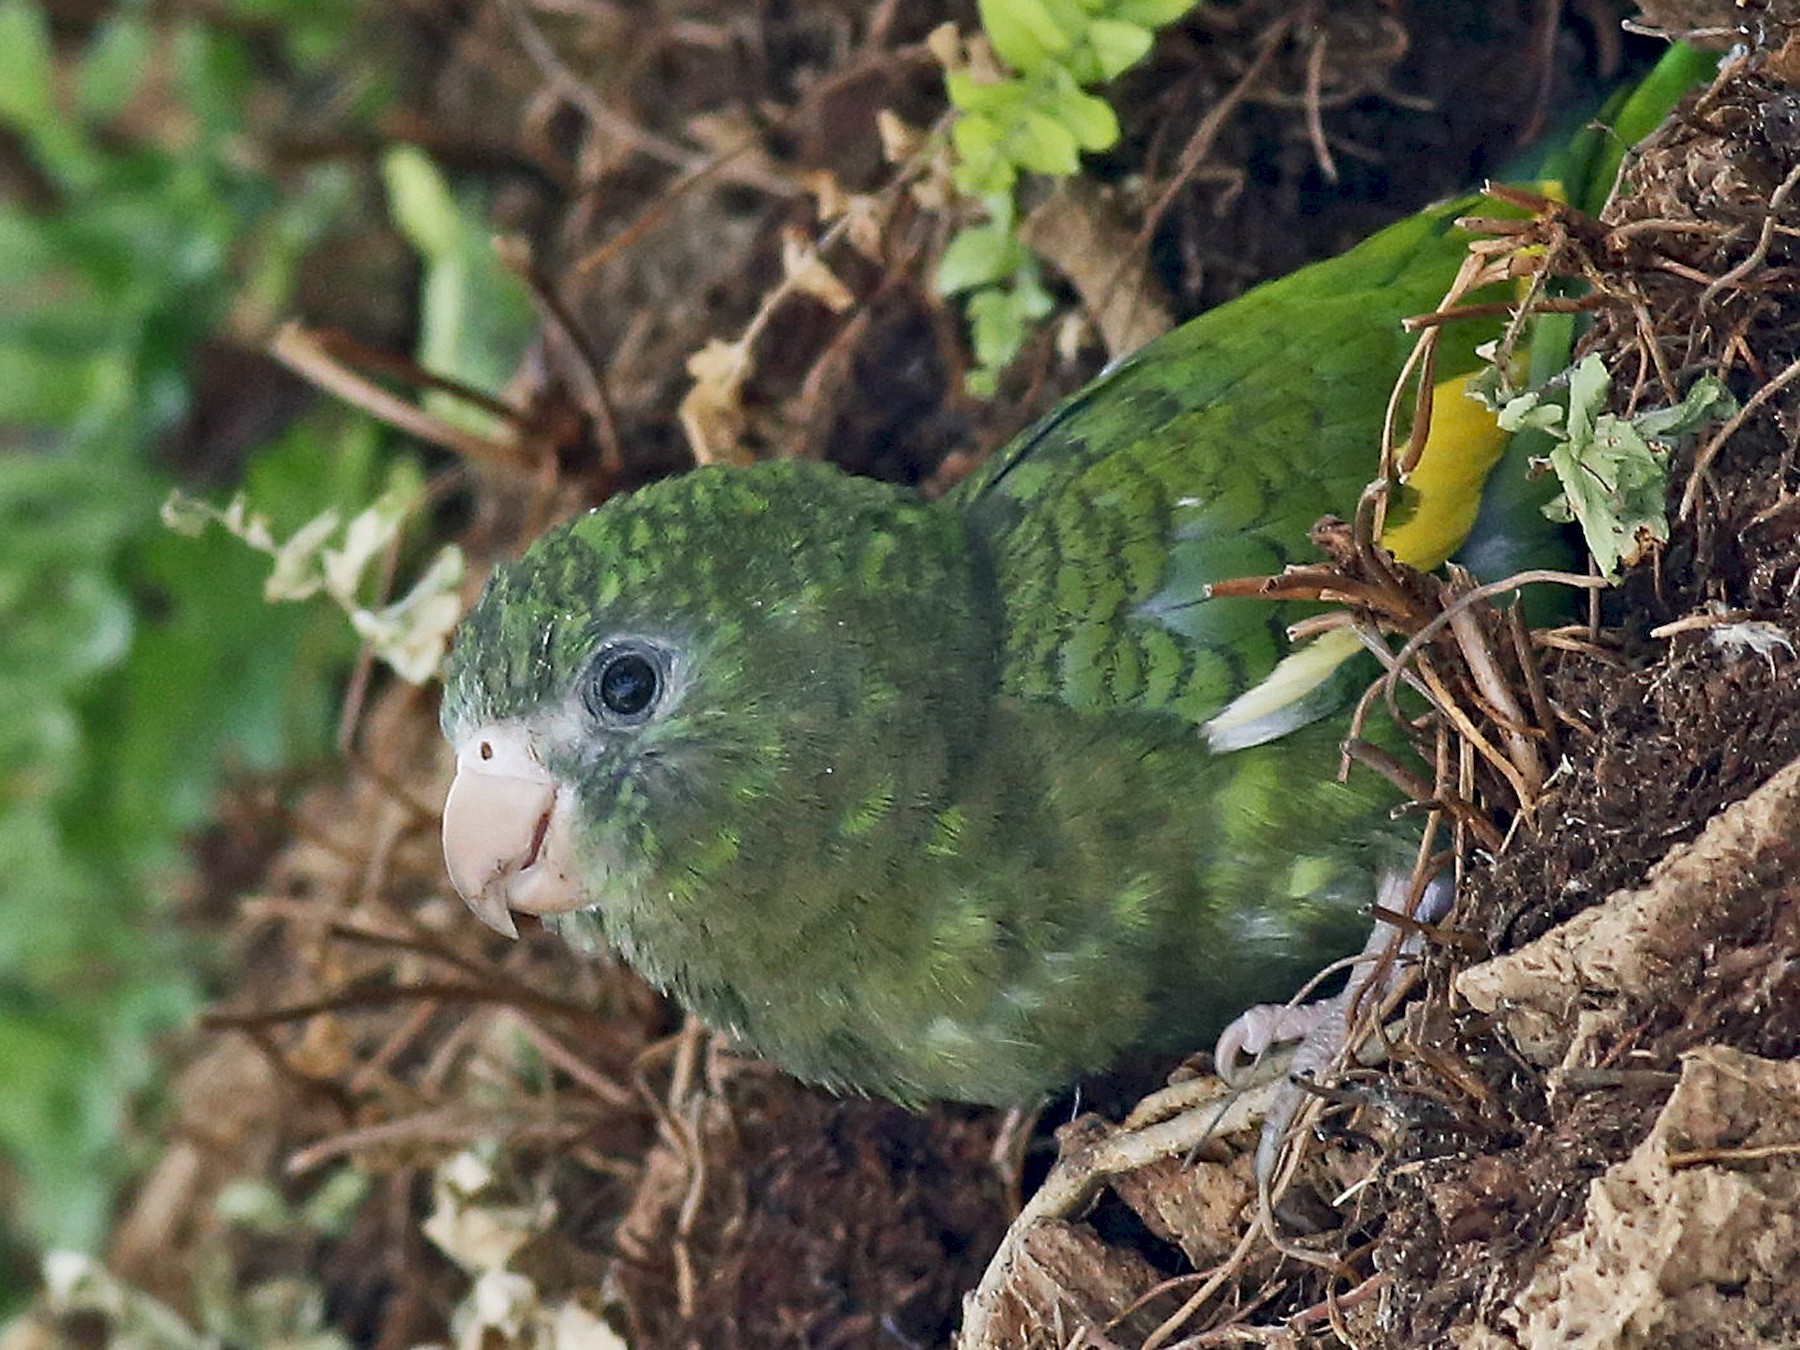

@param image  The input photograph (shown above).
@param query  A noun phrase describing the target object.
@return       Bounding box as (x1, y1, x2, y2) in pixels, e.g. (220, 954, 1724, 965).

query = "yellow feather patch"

(1378, 371, 1508, 571)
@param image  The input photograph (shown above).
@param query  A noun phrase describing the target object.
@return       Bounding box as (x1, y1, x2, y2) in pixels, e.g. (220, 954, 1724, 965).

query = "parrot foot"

(1215, 870, 1452, 1192)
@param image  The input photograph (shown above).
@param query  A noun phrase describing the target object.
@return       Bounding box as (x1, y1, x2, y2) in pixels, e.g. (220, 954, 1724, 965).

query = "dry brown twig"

(270, 322, 526, 468)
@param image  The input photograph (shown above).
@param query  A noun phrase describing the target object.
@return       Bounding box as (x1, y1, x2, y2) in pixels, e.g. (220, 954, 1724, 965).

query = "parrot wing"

(956, 195, 1492, 731)
(956, 42, 1717, 738)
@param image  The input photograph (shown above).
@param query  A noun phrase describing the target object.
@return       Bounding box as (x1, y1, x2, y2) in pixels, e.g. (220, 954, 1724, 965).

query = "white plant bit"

(162, 478, 465, 684)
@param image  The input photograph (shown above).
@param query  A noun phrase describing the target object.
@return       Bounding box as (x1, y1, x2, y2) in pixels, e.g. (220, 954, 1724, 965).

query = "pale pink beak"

(442, 725, 584, 938)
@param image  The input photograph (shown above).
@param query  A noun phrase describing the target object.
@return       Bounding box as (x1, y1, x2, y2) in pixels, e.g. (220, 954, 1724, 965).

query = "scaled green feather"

(441, 47, 1714, 1107)
(958, 194, 1493, 728)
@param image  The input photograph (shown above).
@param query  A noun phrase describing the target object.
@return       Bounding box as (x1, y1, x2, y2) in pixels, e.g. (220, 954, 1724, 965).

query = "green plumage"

(441, 50, 1709, 1105)
(442, 200, 1490, 1105)
(958, 199, 1491, 726)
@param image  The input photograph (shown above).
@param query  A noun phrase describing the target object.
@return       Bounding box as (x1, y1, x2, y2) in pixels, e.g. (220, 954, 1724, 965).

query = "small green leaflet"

(1490, 354, 1736, 579)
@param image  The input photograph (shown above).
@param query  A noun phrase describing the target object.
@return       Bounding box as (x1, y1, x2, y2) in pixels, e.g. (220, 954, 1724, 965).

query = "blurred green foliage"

(0, 0, 395, 1296)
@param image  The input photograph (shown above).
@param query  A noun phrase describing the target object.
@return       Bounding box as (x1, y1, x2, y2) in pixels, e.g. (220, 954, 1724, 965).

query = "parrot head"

(438, 460, 993, 955)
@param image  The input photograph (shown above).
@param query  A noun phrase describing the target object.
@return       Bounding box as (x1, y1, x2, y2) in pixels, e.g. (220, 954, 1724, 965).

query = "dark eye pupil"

(598, 652, 658, 717)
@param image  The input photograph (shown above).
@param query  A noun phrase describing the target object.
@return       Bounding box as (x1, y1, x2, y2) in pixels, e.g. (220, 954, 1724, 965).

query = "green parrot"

(438, 49, 1712, 1109)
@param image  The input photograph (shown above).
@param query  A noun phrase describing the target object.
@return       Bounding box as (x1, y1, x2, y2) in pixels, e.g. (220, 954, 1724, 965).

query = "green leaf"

(382, 143, 461, 259)
(1539, 415, 1669, 578)
(1081, 18, 1154, 83)
(949, 112, 1017, 197)
(171, 21, 254, 146)
(1634, 372, 1735, 438)
(1564, 349, 1611, 442)
(1044, 79, 1120, 152)
(1011, 105, 1083, 175)
(0, 342, 108, 424)
(382, 145, 534, 437)
(979, 0, 1075, 73)
(1112, 0, 1198, 29)
(937, 222, 1020, 294)
(963, 263, 1054, 390)
(1520, 356, 1738, 579)
(0, 0, 54, 128)
(0, 0, 97, 179)
(1011, 262, 1055, 321)
(968, 287, 1026, 377)
(76, 15, 154, 119)
(945, 70, 1022, 116)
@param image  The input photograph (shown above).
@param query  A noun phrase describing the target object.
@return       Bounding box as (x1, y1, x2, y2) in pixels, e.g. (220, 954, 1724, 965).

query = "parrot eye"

(584, 642, 666, 725)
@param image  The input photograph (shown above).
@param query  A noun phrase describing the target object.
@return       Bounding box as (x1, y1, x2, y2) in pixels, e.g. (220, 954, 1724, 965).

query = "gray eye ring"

(583, 640, 668, 725)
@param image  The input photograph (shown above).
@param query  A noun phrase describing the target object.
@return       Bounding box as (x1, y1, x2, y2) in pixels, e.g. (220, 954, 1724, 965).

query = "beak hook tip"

(464, 887, 522, 941)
